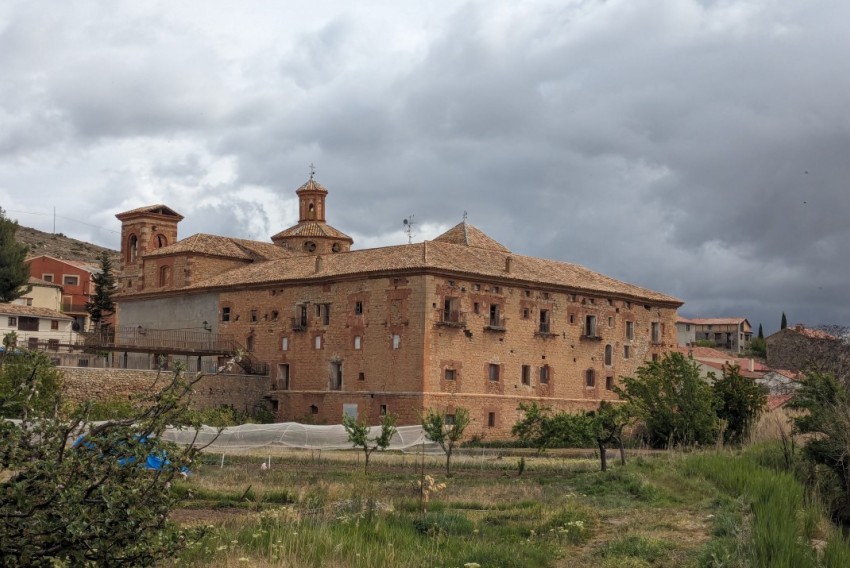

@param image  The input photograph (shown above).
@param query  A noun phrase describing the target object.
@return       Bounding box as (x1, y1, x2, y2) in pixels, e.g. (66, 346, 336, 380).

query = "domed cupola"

(271, 175, 353, 255)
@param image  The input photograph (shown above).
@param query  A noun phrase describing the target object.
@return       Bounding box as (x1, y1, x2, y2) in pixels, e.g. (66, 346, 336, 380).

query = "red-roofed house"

(24, 256, 99, 332)
(766, 324, 850, 378)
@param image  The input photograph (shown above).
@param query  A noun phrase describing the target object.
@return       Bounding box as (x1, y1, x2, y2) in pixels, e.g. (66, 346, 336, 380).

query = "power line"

(6, 209, 120, 234)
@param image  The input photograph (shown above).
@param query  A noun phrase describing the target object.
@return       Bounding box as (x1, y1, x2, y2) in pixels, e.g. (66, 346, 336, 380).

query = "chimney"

(315, 255, 323, 273)
(749, 358, 754, 372)
(505, 256, 512, 273)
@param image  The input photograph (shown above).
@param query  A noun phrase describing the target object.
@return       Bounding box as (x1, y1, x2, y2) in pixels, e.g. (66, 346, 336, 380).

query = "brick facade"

(114, 178, 682, 438)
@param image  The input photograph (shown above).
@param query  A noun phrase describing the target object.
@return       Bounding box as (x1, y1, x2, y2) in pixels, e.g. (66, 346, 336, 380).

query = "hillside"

(17, 225, 120, 264)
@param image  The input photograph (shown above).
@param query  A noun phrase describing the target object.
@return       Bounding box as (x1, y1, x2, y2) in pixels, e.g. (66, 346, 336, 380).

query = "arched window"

(304, 241, 317, 252)
(604, 344, 613, 366)
(128, 234, 138, 263)
(159, 265, 171, 287)
(308, 202, 315, 220)
(156, 234, 167, 248)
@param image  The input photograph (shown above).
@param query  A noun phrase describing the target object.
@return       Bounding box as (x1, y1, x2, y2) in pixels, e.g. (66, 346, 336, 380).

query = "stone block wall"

(60, 367, 272, 414)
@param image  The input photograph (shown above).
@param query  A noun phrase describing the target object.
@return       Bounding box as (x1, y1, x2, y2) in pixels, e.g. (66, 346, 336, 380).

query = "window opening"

(488, 363, 500, 381)
(539, 365, 550, 384)
(521, 365, 531, 385)
(539, 310, 550, 333)
(445, 368, 456, 380)
(585, 369, 596, 388)
(604, 344, 613, 366)
(585, 315, 597, 337)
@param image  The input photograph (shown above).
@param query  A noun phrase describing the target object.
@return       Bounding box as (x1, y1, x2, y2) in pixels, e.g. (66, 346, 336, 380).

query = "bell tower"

(115, 205, 183, 292)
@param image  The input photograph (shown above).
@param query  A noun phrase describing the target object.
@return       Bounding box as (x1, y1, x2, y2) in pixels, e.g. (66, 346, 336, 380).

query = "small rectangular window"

(493, 286, 501, 294)
(623, 345, 630, 359)
(473, 283, 481, 291)
(445, 369, 456, 381)
(51, 320, 59, 330)
(522, 308, 530, 319)
(569, 314, 575, 324)
(281, 337, 289, 351)
(250, 309, 258, 322)
(314, 335, 322, 349)
(521, 364, 531, 385)
(488, 363, 500, 382)
(585, 369, 596, 388)
(379, 404, 387, 416)
(473, 302, 480, 314)
(48, 339, 59, 351)
(608, 316, 613, 327)
(354, 335, 362, 350)
(222, 307, 231, 322)
(355, 301, 363, 315)
(8, 317, 17, 327)
(322, 304, 330, 326)
(445, 414, 456, 425)
(42, 274, 53, 283)
(392, 334, 401, 349)
(539, 365, 549, 384)
(358, 371, 365, 381)
(63, 275, 79, 286)
(488, 412, 496, 428)
(606, 376, 614, 391)
(652, 322, 661, 344)
(626, 321, 634, 340)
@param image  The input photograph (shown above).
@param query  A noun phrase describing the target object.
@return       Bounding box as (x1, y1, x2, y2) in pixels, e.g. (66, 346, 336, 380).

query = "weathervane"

(309, 163, 316, 180)
(402, 215, 415, 244)
(462, 211, 468, 222)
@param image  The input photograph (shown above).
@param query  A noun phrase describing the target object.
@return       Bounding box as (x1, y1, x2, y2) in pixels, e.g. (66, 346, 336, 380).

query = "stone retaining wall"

(60, 367, 273, 413)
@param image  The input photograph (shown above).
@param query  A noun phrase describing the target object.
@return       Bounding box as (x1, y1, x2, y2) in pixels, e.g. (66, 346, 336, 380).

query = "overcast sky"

(1, 0, 848, 333)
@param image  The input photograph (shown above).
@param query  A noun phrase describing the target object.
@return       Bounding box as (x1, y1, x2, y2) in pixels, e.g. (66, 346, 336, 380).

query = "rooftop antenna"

(309, 162, 316, 180)
(402, 215, 415, 244)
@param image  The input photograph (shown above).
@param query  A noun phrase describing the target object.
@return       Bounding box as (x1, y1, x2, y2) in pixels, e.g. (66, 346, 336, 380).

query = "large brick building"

(114, 178, 682, 436)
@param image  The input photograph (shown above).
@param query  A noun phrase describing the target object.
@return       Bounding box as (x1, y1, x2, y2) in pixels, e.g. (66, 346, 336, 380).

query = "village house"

(111, 178, 683, 436)
(0, 303, 75, 352)
(677, 317, 752, 353)
(766, 324, 850, 380)
(25, 255, 99, 332)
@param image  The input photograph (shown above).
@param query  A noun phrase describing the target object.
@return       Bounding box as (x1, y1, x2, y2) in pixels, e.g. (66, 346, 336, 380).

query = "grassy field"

(162, 445, 850, 568)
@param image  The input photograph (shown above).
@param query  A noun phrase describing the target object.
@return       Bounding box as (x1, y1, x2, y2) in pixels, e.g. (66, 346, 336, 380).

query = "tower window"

(304, 241, 317, 252)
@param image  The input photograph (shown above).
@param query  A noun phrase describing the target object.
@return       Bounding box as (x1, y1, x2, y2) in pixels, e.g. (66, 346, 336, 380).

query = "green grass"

(168, 449, 850, 567)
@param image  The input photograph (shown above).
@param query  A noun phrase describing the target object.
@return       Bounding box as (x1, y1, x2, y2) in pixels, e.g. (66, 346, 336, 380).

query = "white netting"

(160, 423, 439, 452)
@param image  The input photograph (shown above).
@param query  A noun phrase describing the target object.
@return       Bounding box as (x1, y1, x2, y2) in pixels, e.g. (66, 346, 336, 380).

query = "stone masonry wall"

(60, 367, 273, 413)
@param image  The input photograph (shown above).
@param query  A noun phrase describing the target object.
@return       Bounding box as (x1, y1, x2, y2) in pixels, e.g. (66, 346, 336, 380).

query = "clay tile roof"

(28, 276, 62, 288)
(793, 326, 835, 340)
(676, 316, 696, 324)
(296, 179, 328, 194)
(115, 204, 184, 221)
(687, 317, 748, 326)
(433, 222, 511, 253)
(675, 346, 731, 359)
(0, 303, 72, 320)
(271, 222, 353, 242)
(145, 234, 292, 261)
(183, 240, 681, 305)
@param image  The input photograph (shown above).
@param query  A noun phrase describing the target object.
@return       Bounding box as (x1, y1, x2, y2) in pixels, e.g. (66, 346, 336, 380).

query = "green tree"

(788, 371, 850, 520)
(758, 323, 764, 339)
(781, 312, 788, 330)
(590, 401, 632, 471)
(0, 349, 63, 418)
(0, 208, 30, 302)
(421, 407, 470, 476)
(713, 363, 767, 445)
(86, 251, 117, 331)
(511, 402, 596, 451)
(0, 363, 205, 566)
(749, 336, 767, 357)
(617, 352, 719, 448)
(342, 412, 397, 473)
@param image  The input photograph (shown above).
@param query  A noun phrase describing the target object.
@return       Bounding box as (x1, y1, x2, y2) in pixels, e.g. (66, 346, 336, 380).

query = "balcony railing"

(484, 315, 506, 331)
(436, 310, 467, 328)
(291, 317, 308, 332)
(82, 326, 238, 355)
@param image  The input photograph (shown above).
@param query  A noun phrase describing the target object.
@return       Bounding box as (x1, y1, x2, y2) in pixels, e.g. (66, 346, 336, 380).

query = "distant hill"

(17, 225, 120, 265)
